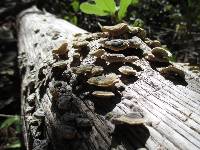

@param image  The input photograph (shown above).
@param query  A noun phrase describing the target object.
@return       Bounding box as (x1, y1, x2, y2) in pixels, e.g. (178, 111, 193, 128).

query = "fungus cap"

(87, 73, 119, 87)
(118, 66, 137, 76)
(92, 91, 115, 98)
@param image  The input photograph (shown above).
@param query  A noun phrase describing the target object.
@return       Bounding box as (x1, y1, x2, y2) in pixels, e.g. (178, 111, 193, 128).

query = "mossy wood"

(18, 6, 200, 150)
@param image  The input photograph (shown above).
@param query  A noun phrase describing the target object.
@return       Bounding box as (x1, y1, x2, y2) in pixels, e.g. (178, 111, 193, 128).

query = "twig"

(0, 114, 19, 118)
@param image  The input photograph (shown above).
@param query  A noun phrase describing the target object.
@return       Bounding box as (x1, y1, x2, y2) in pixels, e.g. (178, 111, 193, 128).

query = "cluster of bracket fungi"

(51, 23, 185, 131)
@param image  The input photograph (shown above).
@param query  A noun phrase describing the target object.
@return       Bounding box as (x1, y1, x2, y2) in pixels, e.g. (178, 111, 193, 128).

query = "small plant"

(63, 0, 80, 25)
(0, 115, 20, 129)
(118, 0, 132, 21)
(132, 18, 144, 27)
(80, 0, 139, 21)
(0, 115, 21, 149)
(71, 0, 80, 12)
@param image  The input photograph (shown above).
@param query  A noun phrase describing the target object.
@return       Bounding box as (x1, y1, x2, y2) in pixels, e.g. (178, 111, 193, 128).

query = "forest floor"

(0, 0, 200, 149)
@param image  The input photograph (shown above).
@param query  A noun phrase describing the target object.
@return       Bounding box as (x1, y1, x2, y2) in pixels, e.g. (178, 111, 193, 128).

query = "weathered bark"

(18, 6, 200, 150)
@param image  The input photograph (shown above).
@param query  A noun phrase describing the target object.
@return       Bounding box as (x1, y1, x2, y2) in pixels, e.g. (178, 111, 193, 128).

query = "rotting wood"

(18, 6, 200, 150)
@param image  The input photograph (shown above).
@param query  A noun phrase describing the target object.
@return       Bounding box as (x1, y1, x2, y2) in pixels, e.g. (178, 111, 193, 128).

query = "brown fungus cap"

(104, 39, 128, 51)
(89, 49, 106, 57)
(112, 113, 145, 125)
(87, 73, 119, 87)
(71, 65, 104, 76)
(152, 47, 172, 58)
(101, 23, 129, 37)
(92, 91, 115, 98)
(159, 66, 185, 79)
(52, 42, 68, 55)
(101, 53, 139, 64)
(118, 66, 137, 76)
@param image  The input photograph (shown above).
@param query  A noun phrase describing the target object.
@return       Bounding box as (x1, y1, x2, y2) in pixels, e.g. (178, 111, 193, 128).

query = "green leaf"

(80, 0, 117, 16)
(63, 15, 78, 25)
(0, 116, 20, 129)
(132, 0, 139, 5)
(118, 0, 132, 20)
(80, 2, 109, 16)
(71, 16, 78, 25)
(6, 139, 21, 149)
(71, 0, 80, 12)
(95, 0, 116, 14)
(187, 0, 192, 7)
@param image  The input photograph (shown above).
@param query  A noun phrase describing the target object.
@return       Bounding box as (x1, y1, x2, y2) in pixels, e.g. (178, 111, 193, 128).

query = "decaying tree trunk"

(17, 6, 200, 150)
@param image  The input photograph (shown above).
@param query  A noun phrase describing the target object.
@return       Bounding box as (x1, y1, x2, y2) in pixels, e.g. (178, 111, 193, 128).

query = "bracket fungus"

(87, 73, 119, 87)
(111, 113, 145, 125)
(158, 66, 185, 79)
(101, 53, 126, 63)
(89, 49, 106, 58)
(145, 47, 172, 62)
(101, 23, 146, 39)
(144, 38, 161, 48)
(101, 23, 129, 37)
(52, 42, 68, 55)
(103, 38, 142, 51)
(92, 91, 115, 98)
(71, 65, 104, 76)
(125, 56, 140, 62)
(101, 53, 139, 64)
(52, 60, 68, 69)
(91, 66, 104, 76)
(104, 39, 128, 51)
(118, 66, 137, 76)
(151, 47, 172, 58)
(127, 38, 142, 49)
(128, 26, 146, 39)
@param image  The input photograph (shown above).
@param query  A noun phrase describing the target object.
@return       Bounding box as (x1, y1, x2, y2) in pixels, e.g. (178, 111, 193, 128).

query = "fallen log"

(17, 6, 200, 150)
